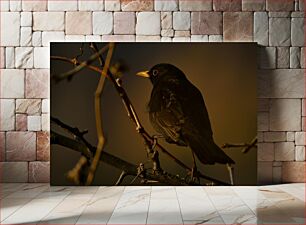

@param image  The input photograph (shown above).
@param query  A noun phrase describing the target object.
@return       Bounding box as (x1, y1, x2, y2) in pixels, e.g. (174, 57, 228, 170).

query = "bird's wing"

(178, 81, 235, 165)
(182, 80, 213, 137)
(149, 85, 186, 144)
(149, 78, 212, 144)
(149, 78, 234, 165)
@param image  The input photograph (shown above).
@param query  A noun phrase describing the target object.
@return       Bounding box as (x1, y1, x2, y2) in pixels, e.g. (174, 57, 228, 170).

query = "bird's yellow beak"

(136, 71, 150, 78)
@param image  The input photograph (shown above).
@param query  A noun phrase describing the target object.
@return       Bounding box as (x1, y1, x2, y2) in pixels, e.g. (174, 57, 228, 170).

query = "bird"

(137, 63, 235, 182)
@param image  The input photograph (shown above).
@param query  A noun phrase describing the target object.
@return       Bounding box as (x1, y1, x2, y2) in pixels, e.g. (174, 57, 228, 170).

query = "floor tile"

(0, 197, 32, 221)
(0, 183, 27, 199)
(2, 198, 64, 224)
(146, 186, 183, 224)
(205, 186, 256, 225)
(107, 186, 151, 224)
(231, 186, 266, 200)
(76, 186, 124, 224)
(39, 189, 96, 224)
(176, 186, 217, 221)
(256, 205, 296, 224)
(276, 183, 305, 202)
(147, 199, 183, 224)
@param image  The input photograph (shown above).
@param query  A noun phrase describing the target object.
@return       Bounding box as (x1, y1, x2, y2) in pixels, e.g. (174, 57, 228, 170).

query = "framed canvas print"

(50, 43, 257, 186)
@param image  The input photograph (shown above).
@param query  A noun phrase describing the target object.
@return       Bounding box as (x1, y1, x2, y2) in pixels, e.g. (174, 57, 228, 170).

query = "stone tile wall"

(0, 0, 305, 184)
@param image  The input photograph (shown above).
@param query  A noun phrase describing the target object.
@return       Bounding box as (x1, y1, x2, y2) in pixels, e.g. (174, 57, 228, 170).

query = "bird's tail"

(187, 135, 235, 165)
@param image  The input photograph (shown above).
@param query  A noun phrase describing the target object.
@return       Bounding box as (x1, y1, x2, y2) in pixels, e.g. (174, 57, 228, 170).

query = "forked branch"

(86, 43, 115, 185)
(222, 137, 257, 154)
(51, 131, 188, 186)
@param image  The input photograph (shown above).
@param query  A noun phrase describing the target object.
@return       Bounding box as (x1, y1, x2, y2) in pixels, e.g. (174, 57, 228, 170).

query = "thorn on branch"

(75, 43, 85, 62)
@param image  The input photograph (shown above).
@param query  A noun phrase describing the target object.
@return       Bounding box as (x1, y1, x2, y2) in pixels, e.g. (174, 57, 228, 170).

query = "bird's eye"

(152, 69, 158, 76)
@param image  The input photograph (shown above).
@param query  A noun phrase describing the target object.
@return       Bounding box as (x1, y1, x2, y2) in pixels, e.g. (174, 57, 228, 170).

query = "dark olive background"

(51, 43, 257, 185)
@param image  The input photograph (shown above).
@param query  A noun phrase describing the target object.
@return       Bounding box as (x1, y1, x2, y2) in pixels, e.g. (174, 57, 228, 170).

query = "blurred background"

(51, 43, 257, 185)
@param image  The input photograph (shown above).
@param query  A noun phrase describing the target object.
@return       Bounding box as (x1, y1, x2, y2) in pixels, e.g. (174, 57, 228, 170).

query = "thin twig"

(51, 116, 94, 184)
(51, 116, 93, 155)
(89, 43, 105, 67)
(221, 137, 257, 154)
(222, 143, 251, 148)
(75, 43, 85, 62)
(52, 44, 109, 82)
(66, 156, 88, 185)
(115, 171, 128, 186)
(130, 163, 145, 185)
(242, 137, 257, 154)
(86, 43, 115, 185)
(51, 56, 103, 74)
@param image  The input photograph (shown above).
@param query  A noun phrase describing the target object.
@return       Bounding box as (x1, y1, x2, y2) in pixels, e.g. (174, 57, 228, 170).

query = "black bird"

(137, 64, 235, 181)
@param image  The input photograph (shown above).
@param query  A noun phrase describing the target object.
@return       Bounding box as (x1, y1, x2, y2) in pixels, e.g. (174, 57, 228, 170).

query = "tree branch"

(242, 137, 257, 154)
(89, 43, 105, 67)
(51, 116, 93, 154)
(51, 131, 190, 186)
(51, 44, 109, 82)
(51, 56, 103, 75)
(115, 171, 128, 186)
(222, 137, 257, 154)
(86, 43, 115, 185)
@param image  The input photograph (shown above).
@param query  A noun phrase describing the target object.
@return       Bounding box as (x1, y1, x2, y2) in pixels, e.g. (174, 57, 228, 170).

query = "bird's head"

(136, 63, 186, 85)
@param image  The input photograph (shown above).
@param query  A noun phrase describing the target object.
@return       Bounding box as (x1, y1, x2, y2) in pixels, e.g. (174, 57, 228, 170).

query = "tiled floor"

(0, 183, 305, 224)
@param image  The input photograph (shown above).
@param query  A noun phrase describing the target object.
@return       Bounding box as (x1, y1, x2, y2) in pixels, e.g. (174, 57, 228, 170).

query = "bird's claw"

(151, 134, 164, 150)
(136, 127, 144, 133)
(185, 166, 200, 185)
(152, 168, 162, 175)
(152, 138, 158, 150)
(115, 78, 122, 86)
